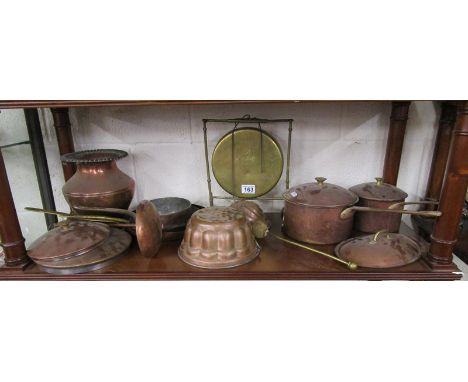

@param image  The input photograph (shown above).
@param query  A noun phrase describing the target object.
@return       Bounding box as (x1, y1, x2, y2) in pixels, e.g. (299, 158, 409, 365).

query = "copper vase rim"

(61, 149, 128, 164)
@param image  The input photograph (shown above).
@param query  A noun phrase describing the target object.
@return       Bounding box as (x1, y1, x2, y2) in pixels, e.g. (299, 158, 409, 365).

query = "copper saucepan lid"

(28, 221, 111, 262)
(349, 177, 408, 202)
(283, 177, 358, 208)
(334, 230, 423, 269)
(35, 227, 132, 275)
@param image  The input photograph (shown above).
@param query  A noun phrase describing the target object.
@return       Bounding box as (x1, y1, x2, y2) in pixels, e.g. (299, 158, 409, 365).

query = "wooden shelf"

(0, 213, 462, 280)
(0, 100, 312, 109)
(0, 100, 390, 109)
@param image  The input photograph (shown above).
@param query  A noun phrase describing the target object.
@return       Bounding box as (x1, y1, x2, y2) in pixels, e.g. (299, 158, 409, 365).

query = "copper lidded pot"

(348, 177, 408, 233)
(282, 177, 359, 245)
(62, 149, 135, 210)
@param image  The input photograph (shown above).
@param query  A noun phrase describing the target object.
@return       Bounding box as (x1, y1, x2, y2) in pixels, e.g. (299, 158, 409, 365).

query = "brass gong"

(212, 128, 283, 198)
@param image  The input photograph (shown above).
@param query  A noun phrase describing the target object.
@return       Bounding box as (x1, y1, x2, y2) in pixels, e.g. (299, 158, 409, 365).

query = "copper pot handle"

(268, 231, 358, 270)
(387, 201, 439, 210)
(25, 207, 130, 224)
(340, 206, 442, 220)
(73, 205, 137, 219)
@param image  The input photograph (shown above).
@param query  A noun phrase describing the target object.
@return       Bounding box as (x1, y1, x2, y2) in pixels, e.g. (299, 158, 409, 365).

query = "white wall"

(0, 101, 440, 245)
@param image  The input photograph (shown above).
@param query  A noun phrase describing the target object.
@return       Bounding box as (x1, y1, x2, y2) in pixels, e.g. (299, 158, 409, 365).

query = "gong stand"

(203, 115, 294, 206)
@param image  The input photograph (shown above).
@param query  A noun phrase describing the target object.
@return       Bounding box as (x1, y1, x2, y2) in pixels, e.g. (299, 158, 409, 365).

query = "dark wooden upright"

(383, 101, 411, 185)
(428, 101, 468, 265)
(0, 151, 28, 266)
(50, 108, 76, 181)
(425, 101, 458, 206)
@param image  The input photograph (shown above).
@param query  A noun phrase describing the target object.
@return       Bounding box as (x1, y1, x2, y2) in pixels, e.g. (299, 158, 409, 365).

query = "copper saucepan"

(348, 177, 439, 233)
(282, 177, 441, 245)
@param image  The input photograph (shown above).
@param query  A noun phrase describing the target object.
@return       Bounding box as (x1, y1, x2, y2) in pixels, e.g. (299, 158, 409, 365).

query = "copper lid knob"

(375, 177, 384, 186)
(315, 177, 327, 185)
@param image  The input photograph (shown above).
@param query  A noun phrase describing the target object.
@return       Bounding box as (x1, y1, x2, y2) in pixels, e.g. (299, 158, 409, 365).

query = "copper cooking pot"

(283, 177, 358, 245)
(348, 177, 407, 233)
(283, 177, 441, 245)
(349, 177, 440, 233)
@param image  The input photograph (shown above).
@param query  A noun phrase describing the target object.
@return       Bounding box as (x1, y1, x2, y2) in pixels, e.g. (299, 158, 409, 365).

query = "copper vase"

(61, 149, 135, 210)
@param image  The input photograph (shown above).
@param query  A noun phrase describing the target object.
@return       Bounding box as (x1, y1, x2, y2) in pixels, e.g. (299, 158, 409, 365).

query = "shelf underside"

(0, 214, 462, 280)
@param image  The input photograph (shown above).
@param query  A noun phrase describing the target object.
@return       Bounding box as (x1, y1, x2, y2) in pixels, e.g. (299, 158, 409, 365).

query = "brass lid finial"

(315, 177, 327, 186)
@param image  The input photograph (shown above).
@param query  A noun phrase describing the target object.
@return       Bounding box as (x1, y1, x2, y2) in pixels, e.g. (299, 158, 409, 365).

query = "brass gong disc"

(212, 128, 283, 198)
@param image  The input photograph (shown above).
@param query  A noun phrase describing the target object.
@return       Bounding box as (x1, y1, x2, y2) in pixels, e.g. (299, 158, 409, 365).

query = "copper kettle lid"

(349, 177, 408, 202)
(334, 231, 422, 269)
(283, 177, 358, 208)
(28, 221, 111, 262)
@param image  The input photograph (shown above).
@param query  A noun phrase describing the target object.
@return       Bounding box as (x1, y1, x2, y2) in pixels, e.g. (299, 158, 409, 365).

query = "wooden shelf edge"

(0, 100, 393, 109)
(1, 215, 462, 281)
(0, 269, 462, 281)
(0, 100, 310, 109)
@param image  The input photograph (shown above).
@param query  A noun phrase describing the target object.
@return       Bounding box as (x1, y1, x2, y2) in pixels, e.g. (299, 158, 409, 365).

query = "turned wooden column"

(428, 101, 468, 265)
(51, 108, 75, 181)
(382, 101, 411, 185)
(0, 150, 28, 266)
(425, 101, 458, 206)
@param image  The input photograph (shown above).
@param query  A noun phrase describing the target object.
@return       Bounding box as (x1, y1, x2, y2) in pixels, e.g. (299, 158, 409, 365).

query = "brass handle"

(25, 207, 130, 224)
(340, 206, 442, 220)
(375, 177, 384, 186)
(315, 177, 327, 185)
(388, 201, 439, 210)
(370, 230, 390, 243)
(73, 205, 137, 219)
(268, 232, 357, 270)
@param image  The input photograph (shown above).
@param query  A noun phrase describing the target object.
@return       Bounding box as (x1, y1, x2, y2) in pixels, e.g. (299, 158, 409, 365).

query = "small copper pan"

(74, 202, 163, 258)
(135, 200, 163, 257)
